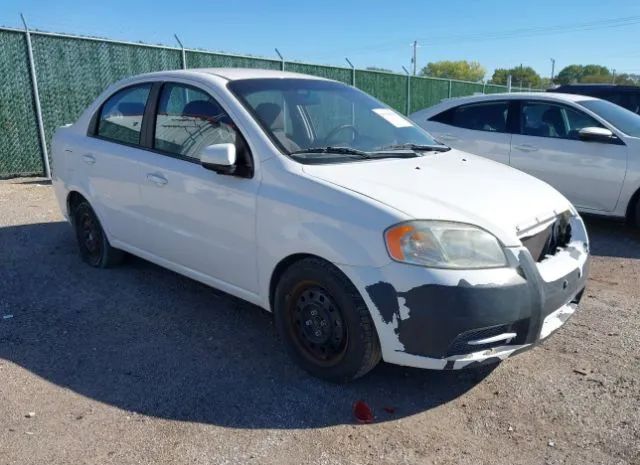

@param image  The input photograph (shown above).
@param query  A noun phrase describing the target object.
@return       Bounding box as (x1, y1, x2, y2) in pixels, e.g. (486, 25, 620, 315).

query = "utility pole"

(411, 40, 418, 75)
(550, 58, 556, 83)
(612, 69, 616, 84)
(519, 63, 523, 89)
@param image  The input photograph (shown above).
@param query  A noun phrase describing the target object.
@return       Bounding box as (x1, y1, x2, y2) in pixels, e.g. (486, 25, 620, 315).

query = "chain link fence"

(0, 26, 530, 178)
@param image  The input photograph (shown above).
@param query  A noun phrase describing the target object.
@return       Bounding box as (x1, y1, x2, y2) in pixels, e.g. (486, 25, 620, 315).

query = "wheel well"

(625, 186, 640, 224)
(66, 191, 87, 220)
(268, 253, 324, 310)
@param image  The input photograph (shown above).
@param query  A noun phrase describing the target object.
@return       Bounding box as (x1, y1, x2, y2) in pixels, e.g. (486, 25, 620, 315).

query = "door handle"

(513, 144, 539, 152)
(146, 173, 168, 187)
(439, 133, 458, 141)
(82, 154, 96, 165)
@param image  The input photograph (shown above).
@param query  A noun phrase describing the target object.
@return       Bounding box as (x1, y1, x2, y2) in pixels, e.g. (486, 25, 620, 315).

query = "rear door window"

(431, 101, 509, 133)
(97, 84, 151, 145)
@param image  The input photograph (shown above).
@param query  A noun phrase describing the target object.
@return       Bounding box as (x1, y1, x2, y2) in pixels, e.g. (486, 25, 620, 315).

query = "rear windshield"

(578, 99, 640, 138)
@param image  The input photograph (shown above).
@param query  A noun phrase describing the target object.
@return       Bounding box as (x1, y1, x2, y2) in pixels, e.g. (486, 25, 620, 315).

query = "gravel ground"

(1, 178, 639, 465)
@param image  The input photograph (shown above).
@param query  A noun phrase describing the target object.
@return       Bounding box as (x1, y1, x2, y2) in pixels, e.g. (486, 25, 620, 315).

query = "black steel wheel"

(72, 200, 124, 268)
(289, 284, 348, 366)
(274, 257, 381, 382)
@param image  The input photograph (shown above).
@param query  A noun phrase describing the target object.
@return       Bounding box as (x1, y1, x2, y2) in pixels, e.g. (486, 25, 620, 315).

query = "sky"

(2, 0, 640, 80)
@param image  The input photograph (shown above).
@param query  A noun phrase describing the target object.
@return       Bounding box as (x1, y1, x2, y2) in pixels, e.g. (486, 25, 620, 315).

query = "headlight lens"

(384, 220, 507, 269)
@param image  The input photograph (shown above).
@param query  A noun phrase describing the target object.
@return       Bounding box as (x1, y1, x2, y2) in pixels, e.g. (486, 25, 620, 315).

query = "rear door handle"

(513, 144, 539, 152)
(82, 154, 96, 165)
(146, 173, 168, 187)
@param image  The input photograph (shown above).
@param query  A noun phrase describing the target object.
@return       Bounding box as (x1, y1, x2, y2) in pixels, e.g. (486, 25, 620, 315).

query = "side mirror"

(200, 143, 236, 175)
(578, 127, 616, 143)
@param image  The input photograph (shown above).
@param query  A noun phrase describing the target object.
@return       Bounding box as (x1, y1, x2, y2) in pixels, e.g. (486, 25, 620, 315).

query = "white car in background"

(51, 69, 589, 382)
(411, 93, 640, 226)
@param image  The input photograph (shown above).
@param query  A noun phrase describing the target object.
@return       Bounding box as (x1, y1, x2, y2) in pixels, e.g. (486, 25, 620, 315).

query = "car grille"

(520, 215, 572, 262)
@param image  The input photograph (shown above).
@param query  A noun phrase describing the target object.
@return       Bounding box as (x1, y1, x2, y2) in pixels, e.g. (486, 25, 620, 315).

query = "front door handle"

(82, 154, 96, 165)
(513, 144, 539, 152)
(439, 133, 458, 141)
(146, 173, 168, 187)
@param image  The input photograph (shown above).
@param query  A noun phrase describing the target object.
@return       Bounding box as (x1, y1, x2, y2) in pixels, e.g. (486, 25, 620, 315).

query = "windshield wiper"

(376, 143, 451, 152)
(289, 146, 371, 158)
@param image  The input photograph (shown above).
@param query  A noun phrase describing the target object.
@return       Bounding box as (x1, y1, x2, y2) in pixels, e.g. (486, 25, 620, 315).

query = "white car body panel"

(412, 92, 640, 219)
(430, 121, 512, 165)
(50, 70, 590, 372)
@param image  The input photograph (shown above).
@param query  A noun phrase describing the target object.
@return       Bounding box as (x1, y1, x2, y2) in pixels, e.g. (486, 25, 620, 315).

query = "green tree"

(555, 64, 612, 84)
(616, 73, 640, 85)
(420, 60, 485, 82)
(490, 66, 541, 88)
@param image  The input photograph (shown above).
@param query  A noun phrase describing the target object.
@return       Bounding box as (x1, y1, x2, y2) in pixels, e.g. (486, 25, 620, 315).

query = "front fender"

(255, 161, 406, 308)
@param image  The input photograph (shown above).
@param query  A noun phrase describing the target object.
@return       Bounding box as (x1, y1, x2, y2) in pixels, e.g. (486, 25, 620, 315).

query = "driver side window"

(154, 83, 237, 160)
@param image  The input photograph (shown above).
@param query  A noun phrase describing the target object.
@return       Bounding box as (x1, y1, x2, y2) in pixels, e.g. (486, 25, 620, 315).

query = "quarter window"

(97, 84, 151, 145)
(431, 101, 509, 133)
(154, 83, 237, 160)
(520, 101, 603, 139)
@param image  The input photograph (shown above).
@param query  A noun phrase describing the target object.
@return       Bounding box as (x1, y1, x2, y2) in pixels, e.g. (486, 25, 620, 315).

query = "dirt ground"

(0, 178, 639, 465)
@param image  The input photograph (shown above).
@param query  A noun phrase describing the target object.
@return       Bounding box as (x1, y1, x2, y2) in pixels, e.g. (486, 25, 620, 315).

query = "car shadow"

(582, 215, 640, 259)
(0, 221, 494, 429)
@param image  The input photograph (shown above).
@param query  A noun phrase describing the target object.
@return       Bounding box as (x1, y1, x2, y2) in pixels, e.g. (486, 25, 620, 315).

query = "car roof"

(129, 67, 331, 82)
(412, 92, 600, 116)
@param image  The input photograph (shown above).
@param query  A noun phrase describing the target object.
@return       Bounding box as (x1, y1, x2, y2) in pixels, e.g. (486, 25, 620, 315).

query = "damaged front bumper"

(340, 215, 590, 370)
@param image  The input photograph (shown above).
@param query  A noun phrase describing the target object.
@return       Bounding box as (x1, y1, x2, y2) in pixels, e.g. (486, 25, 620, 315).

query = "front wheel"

(274, 258, 381, 382)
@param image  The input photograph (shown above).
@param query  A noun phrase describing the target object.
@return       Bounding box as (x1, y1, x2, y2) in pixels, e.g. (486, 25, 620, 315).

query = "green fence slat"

(284, 62, 352, 84)
(186, 51, 281, 70)
(410, 77, 449, 113)
(0, 30, 42, 177)
(356, 70, 407, 112)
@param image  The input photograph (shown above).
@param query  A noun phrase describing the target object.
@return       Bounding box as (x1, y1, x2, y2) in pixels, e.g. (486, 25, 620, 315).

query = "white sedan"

(411, 93, 640, 225)
(51, 69, 589, 381)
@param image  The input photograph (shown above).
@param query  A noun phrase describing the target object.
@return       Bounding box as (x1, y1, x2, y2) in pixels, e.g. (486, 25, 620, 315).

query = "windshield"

(577, 99, 640, 138)
(228, 78, 443, 162)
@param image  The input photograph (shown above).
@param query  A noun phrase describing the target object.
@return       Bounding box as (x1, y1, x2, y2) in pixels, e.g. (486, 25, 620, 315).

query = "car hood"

(301, 150, 574, 246)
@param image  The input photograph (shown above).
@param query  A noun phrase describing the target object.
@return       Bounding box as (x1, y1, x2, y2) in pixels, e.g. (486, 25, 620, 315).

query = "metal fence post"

(482, 80, 486, 94)
(275, 48, 284, 71)
(448, 79, 452, 98)
(174, 34, 186, 69)
(20, 14, 51, 179)
(345, 58, 355, 86)
(402, 66, 411, 115)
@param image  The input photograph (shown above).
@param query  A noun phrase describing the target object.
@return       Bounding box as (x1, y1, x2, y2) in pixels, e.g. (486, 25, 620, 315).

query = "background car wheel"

(274, 257, 381, 382)
(72, 201, 124, 268)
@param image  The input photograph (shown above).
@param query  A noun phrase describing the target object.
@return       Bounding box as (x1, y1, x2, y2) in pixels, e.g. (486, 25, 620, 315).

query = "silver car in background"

(411, 93, 640, 226)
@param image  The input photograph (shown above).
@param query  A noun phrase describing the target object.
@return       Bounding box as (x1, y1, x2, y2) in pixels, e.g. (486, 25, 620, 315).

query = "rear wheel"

(274, 257, 381, 382)
(72, 201, 124, 268)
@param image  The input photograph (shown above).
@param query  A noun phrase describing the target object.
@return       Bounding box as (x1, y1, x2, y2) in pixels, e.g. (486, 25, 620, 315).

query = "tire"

(72, 201, 124, 268)
(635, 197, 640, 229)
(274, 257, 381, 382)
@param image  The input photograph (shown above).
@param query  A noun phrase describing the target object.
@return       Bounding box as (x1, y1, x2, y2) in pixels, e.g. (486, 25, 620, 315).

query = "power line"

(415, 15, 640, 44)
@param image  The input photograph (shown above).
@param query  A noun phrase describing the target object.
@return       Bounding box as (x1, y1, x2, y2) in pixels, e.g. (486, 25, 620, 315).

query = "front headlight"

(384, 220, 508, 269)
